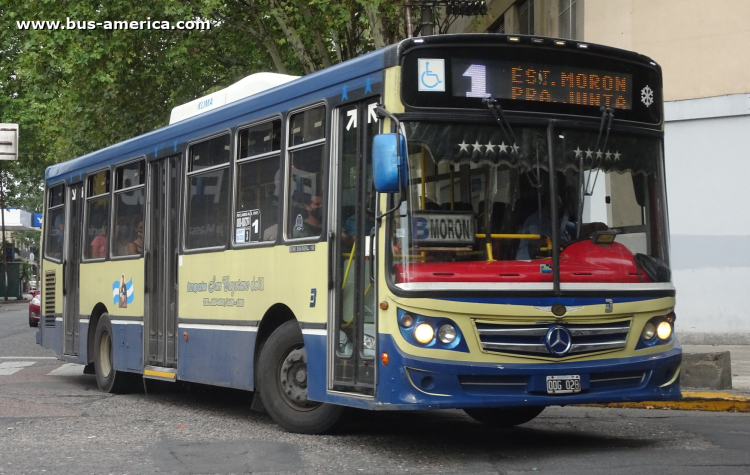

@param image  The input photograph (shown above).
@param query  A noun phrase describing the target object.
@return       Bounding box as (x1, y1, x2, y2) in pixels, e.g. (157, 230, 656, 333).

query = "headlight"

(31, 298, 40, 306)
(437, 324, 456, 344)
(414, 323, 434, 344)
(641, 322, 656, 340)
(657, 321, 672, 340)
(363, 334, 375, 350)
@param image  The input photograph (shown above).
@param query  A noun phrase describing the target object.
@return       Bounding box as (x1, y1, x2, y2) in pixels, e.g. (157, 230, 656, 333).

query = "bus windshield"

(389, 121, 670, 289)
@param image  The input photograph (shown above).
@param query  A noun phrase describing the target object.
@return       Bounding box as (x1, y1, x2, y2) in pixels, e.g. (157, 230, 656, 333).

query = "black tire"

(29, 315, 38, 327)
(259, 320, 344, 434)
(464, 406, 545, 427)
(93, 314, 138, 393)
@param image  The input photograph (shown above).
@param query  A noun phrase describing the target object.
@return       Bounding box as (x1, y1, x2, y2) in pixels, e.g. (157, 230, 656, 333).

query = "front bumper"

(374, 335, 681, 410)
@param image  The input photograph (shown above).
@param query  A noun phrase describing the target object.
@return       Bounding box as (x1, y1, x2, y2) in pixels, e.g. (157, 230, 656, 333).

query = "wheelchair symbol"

(420, 62, 443, 89)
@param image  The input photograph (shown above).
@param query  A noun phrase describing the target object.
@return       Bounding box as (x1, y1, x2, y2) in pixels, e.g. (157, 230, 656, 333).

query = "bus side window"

(112, 160, 146, 257)
(236, 120, 282, 243)
(286, 106, 326, 240)
(186, 134, 231, 250)
(84, 169, 111, 260)
(45, 184, 66, 261)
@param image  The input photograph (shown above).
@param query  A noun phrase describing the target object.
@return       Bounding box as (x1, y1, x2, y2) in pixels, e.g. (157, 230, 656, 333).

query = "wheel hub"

(280, 347, 316, 409)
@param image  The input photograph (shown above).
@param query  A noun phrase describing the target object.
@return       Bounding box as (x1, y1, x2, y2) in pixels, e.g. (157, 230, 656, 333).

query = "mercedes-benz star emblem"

(545, 326, 573, 356)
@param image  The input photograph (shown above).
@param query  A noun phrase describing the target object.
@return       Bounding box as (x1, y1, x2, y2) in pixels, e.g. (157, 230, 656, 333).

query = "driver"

(516, 193, 570, 260)
(516, 190, 607, 260)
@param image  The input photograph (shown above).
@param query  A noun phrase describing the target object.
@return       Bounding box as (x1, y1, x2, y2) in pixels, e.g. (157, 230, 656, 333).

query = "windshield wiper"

(483, 97, 540, 190)
(576, 106, 614, 238)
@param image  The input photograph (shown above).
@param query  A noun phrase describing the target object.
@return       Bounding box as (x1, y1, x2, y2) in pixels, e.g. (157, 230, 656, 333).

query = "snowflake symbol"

(641, 85, 654, 107)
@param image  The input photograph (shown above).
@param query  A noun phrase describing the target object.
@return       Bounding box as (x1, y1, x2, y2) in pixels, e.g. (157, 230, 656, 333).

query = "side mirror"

(372, 133, 408, 193)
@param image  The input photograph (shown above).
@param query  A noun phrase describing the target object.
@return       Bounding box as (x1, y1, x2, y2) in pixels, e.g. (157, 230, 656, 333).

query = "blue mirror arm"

(375, 163, 404, 221)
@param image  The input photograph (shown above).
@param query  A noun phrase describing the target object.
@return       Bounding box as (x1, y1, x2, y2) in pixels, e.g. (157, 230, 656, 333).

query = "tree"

(0, 1, 407, 213)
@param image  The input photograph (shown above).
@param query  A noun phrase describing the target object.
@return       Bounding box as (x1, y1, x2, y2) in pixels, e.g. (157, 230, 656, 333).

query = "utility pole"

(0, 162, 7, 301)
(421, 3, 434, 36)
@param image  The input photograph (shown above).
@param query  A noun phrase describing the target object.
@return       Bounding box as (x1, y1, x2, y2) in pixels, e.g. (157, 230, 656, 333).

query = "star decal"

(473, 140, 484, 153)
(485, 140, 496, 153)
(458, 140, 470, 153)
(498, 141, 509, 154)
(613, 151, 621, 162)
(595, 149, 603, 160)
(574, 147, 583, 158)
(605, 151, 612, 161)
(511, 143, 520, 154)
(585, 148, 594, 159)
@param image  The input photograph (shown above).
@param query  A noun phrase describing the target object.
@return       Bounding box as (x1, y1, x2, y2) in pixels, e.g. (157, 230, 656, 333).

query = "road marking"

(0, 361, 36, 375)
(0, 356, 57, 360)
(47, 363, 84, 377)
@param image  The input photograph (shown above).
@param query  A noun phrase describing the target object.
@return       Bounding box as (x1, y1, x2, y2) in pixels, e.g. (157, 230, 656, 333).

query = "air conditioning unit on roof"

(169, 73, 299, 125)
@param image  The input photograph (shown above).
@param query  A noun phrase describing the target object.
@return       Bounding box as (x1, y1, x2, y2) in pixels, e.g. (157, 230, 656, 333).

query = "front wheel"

(29, 315, 38, 327)
(258, 320, 344, 434)
(464, 406, 545, 427)
(94, 314, 138, 393)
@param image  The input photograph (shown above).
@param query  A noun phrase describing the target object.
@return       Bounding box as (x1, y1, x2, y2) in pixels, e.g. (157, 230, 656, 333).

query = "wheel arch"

(87, 303, 109, 364)
(254, 303, 297, 389)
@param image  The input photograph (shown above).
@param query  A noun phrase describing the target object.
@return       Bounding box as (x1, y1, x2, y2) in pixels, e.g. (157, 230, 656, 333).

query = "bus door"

(330, 99, 380, 395)
(145, 155, 181, 369)
(63, 181, 84, 356)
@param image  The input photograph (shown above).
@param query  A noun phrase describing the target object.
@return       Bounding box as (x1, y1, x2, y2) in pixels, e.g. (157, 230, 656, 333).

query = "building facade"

(450, 0, 750, 343)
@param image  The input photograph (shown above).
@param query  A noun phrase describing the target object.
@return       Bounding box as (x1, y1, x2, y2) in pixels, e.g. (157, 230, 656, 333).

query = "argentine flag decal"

(112, 279, 134, 305)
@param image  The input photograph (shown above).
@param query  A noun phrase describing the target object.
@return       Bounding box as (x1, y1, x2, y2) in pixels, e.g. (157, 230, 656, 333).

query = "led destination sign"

(452, 59, 633, 110)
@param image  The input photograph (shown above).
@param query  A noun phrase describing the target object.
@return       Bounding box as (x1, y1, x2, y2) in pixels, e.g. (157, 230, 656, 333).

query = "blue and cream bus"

(38, 34, 680, 433)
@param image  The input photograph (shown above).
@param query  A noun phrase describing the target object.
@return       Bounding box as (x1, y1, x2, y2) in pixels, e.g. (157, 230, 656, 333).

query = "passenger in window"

(127, 220, 144, 255)
(115, 216, 132, 256)
(292, 195, 323, 239)
(90, 225, 108, 258)
(53, 215, 65, 253)
(263, 224, 278, 241)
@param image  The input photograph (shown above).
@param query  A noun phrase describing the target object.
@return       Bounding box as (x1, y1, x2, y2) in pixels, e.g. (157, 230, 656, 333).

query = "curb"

(581, 391, 750, 413)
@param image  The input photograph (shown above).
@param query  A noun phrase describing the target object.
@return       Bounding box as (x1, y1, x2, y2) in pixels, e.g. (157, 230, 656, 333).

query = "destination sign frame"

(400, 44, 662, 125)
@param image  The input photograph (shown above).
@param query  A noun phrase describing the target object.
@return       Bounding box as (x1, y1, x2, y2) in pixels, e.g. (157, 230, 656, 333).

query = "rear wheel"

(464, 406, 545, 427)
(94, 314, 138, 393)
(259, 320, 344, 434)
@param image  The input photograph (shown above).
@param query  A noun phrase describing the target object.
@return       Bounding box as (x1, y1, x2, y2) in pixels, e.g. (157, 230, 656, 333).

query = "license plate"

(546, 375, 581, 394)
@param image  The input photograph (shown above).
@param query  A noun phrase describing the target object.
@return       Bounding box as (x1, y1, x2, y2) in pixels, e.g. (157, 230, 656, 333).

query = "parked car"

(29, 290, 40, 327)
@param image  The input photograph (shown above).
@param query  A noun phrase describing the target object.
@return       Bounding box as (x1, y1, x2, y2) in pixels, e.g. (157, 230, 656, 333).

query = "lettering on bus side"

(412, 211, 475, 246)
(186, 274, 265, 307)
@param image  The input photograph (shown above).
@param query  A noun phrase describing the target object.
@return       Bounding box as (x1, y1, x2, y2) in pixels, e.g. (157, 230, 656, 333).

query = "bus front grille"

(475, 320, 631, 357)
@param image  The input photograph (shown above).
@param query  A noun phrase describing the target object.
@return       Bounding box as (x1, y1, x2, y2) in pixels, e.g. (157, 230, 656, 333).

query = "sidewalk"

(0, 293, 33, 303)
(590, 344, 750, 413)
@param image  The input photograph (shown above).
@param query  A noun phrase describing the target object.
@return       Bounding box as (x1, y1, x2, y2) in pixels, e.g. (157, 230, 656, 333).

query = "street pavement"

(2, 302, 750, 474)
